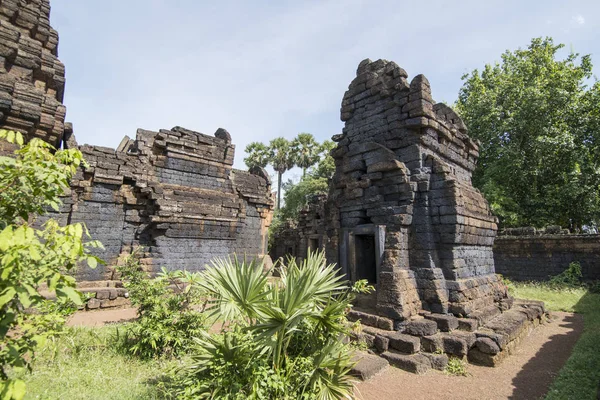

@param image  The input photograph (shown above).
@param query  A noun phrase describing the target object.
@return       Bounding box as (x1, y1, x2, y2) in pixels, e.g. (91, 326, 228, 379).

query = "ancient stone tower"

(326, 59, 510, 322)
(0, 0, 66, 149)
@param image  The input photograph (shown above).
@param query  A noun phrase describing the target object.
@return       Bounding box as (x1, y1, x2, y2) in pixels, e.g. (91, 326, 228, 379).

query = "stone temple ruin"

(0, 0, 547, 374)
(0, 0, 274, 308)
(275, 59, 547, 373)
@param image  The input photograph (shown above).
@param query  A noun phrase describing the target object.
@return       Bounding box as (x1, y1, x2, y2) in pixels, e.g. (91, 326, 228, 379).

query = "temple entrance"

(309, 238, 319, 252)
(355, 234, 377, 284)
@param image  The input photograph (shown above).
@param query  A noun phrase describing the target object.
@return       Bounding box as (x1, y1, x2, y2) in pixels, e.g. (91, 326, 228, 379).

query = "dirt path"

(355, 312, 583, 400)
(67, 307, 138, 327)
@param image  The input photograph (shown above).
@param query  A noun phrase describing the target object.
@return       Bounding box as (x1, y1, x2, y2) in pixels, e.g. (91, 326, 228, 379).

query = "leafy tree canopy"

(456, 37, 600, 229)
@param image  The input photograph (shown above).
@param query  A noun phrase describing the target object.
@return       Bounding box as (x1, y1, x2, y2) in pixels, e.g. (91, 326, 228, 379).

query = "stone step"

(350, 351, 389, 381)
(348, 309, 394, 330)
(381, 350, 431, 374)
(360, 326, 421, 354)
(424, 313, 458, 332)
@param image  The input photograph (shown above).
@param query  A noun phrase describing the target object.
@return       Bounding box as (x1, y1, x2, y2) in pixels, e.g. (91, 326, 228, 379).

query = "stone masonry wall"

(49, 126, 274, 281)
(494, 233, 600, 281)
(326, 59, 508, 322)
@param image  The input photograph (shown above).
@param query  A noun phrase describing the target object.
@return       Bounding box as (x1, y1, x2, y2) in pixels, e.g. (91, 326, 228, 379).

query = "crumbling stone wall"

(270, 194, 327, 262)
(494, 231, 600, 281)
(0, 0, 275, 282)
(50, 126, 274, 281)
(0, 0, 66, 150)
(326, 59, 508, 322)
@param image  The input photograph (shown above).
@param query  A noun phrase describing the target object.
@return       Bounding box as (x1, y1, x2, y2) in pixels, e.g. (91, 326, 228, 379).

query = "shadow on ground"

(509, 309, 584, 399)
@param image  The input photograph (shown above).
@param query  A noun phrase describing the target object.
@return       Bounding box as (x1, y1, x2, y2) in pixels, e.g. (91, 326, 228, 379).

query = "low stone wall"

(494, 234, 600, 281)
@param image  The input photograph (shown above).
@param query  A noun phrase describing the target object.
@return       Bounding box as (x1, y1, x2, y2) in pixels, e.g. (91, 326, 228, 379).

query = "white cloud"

(572, 14, 585, 25)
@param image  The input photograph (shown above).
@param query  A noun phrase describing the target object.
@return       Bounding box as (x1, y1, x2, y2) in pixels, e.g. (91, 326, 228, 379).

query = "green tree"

(314, 140, 336, 179)
(0, 130, 102, 399)
(456, 37, 600, 229)
(291, 133, 321, 177)
(269, 137, 295, 210)
(243, 142, 270, 169)
(278, 176, 329, 222)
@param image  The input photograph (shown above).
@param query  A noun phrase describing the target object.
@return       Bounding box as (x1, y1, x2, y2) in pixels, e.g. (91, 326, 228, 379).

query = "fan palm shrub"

(166, 251, 360, 400)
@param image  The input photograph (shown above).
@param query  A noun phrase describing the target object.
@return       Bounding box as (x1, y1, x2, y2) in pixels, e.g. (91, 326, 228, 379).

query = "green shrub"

(164, 251, 360, 400)
(548, 262, 583, 288)
(117, 252, 207, 358)
(0, 130, 102, 399)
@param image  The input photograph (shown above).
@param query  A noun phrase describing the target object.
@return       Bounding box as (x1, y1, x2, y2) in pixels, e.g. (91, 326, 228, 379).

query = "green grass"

(511, 282, 588, 312)
(510, 282, 600, 400)
(19, 325, 171, 400)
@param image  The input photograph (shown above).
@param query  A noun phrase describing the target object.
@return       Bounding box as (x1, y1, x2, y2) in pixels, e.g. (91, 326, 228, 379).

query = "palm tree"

(291, 133, 321, 177)
(243, 142, 270, 169)
(178, 251, 358, 399)
(269, 137, 295, 210)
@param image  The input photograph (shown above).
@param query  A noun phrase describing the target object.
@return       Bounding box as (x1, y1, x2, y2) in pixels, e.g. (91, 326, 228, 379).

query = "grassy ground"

(511, 282, 600, 400)
(19, 326, 169, 400)
(18, 283, 600, 400)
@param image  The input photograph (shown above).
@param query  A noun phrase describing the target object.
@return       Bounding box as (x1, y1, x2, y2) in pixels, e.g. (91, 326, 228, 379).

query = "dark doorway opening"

(355, 234, 377, 284)
(309, 238, 319, 253)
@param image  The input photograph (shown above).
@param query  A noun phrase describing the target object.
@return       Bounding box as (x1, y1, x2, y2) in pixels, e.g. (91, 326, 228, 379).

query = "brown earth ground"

(355, 312, 583, 400)
(67, 310, 582, 400)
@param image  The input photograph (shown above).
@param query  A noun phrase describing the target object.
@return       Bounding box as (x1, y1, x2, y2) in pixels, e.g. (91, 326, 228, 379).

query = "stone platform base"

(348, 299, 547, 378)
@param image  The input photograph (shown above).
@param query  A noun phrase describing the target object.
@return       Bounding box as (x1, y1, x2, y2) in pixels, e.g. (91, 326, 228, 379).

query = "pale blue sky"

(50, 0, 599, 179)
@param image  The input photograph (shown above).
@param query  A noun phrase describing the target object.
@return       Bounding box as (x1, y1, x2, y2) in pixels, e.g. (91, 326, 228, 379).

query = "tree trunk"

(277, 171, 282, 209)
(302, 168, 306, 178)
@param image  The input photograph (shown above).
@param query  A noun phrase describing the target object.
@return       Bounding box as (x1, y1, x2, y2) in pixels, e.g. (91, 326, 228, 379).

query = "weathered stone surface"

(374, 335, 390, 353)
(423, 353, 449, 370)
(457, 318, 479, 332)
(381, 351, 431, 374)
(441, 334, 469, 357)
(425, 314, 459, 332)
(350, 351, 389, 381)
(388, 332, 421, 354)
(86, 298, 101, 310)
(404, 319, 438, 337)
(475, 330, 509, 350)
(421, 334, 443, 353)
(475, 337, 500, 355)
(347, 310, 394, 331)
